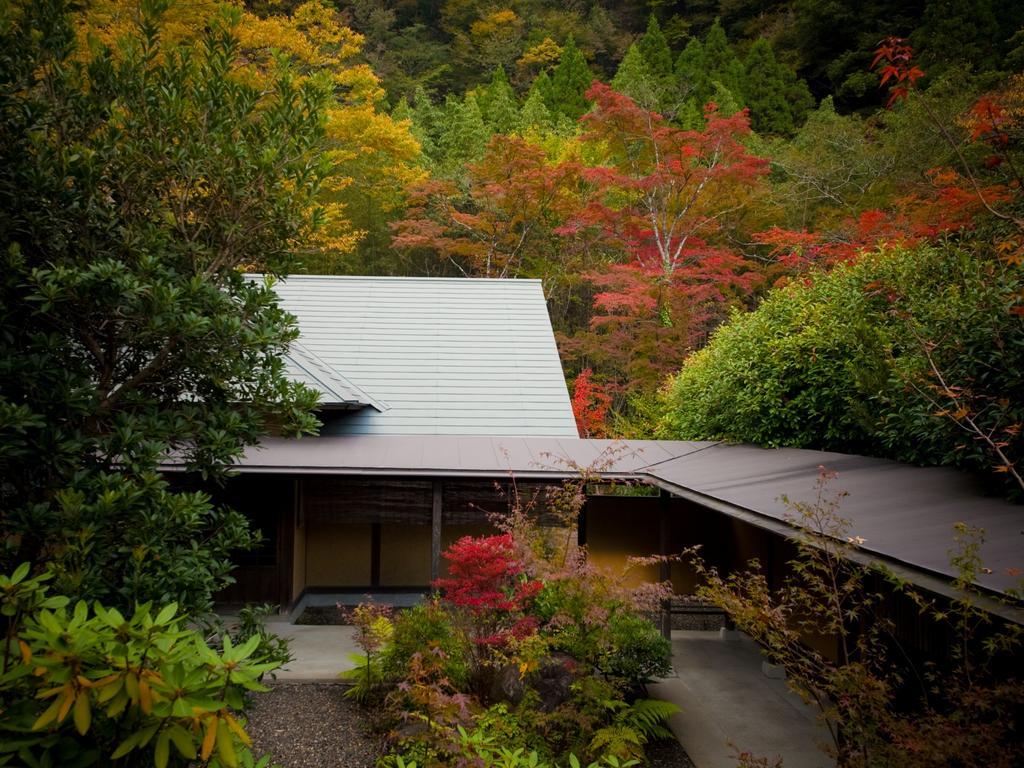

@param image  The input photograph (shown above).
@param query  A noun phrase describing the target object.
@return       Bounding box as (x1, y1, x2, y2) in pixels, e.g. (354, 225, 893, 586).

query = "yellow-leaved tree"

(77, 0, 423, 271)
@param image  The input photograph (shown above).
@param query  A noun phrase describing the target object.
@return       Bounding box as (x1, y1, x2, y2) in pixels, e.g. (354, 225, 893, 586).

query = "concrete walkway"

(255, 619, 830, 766)
(650, 630, 831, 768)
(263, 616, 360, 682)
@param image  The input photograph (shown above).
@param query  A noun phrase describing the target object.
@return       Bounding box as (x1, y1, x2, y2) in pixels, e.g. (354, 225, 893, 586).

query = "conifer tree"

(531, 69, 556, 112)
(676, 37, 711, 108)
(638, 14, 677, 114)
(549, 34, 593, 121)
(781, 64, 815, 130)
(743, 38, 793, 135)
(677, 98, 703, 129)
(410, 85, 441, 161)
(743, 38, 815, 135)
(612, 43, 659, 110)
(480, 66, 519, 134)
(518, 84, 553, 131)
(638, 14, 674, 81)
(710, 80, 742, 116)
(439, 93, 489, 171)
(703, 20, 746, 102)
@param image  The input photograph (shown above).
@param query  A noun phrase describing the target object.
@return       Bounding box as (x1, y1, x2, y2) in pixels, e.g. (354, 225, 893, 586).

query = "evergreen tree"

(479, 66, 519, 134)
(915, 0, 1006, 76)
(549, 34, 593, 121)
(638, 14, 674, 81)
(743, 38, 793, 135)
(676, 37, 711, 108)
(391, 96, 413, 123)
(518, 83, 553, 132)
(709, 80, 742, 117)
(677, 97, 703, 129)
(781, 65, 815, 131)
(439, 93, 489, 171)
(531, 69, 556, 113)
(703, 19, 746, 102)
(612, 43, 659, 110)
(638, 14, 677, 114)
(410, 85, 441, 161)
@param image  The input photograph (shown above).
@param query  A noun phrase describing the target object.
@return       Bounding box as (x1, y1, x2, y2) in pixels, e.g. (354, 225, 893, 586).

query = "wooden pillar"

(277, 478, 296, 613)
(659, 489, 673, 640)
(431, 480, 443, 584)
(370, 523, 381, 588)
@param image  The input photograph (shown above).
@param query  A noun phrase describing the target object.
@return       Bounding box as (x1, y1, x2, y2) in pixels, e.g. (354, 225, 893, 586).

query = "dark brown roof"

(204, 436, 1022, 605)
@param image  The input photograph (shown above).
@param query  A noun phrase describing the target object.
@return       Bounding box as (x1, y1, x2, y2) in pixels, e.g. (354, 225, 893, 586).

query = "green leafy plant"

(0, 566, 280, 767)
(380, 601, 472, 690)
(589, 698, 678, 762)
(340, 601, 394, 702)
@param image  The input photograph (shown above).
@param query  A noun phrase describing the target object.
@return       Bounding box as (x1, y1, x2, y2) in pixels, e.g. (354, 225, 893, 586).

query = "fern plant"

(589, 698, 679, 761)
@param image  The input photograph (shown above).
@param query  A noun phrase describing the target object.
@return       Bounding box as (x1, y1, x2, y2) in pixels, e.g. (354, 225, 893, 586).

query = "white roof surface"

(268, 276, 578, 436)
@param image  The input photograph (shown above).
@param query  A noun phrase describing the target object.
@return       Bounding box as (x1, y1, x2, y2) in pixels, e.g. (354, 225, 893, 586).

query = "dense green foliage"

(0, 0, 325, 614)
(379, 601, 473, 690)
(0, 565, 280, 768)
(658, 245, 1024, 492)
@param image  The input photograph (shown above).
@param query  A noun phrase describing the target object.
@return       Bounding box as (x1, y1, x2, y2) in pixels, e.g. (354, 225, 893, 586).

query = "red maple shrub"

(432, 533, 543, 648)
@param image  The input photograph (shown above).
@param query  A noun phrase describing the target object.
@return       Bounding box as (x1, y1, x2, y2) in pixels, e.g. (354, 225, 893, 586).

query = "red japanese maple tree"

(391, 135, 579, 278)
(433, 533, 542, 647)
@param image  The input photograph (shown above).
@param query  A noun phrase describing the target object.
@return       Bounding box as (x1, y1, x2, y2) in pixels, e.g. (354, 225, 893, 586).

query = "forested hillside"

(230, 0, 1021, 492)
(72, 0, 1023, 491)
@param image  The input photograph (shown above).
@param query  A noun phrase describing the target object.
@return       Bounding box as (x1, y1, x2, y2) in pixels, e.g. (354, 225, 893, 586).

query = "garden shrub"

(380, 600, 472, 690)
(0, 565, 277, 768)
(595, 613, 672, 686)
(341, 602, 394, 703)
(658, 243, 1024, 495)
(363, 505, 679, 767)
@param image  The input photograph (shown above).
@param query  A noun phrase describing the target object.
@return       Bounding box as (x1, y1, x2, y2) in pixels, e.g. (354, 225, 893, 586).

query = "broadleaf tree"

(0, 0, 328, 615)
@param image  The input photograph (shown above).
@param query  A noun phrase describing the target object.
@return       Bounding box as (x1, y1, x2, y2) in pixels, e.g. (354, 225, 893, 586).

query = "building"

(167, 275, 1022, 647)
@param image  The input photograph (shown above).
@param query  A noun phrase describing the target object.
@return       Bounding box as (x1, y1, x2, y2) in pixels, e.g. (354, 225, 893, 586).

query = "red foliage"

(432, 534, 542, 647)
(754, 165, 1006, 277)
(872, 37, 925, 107)
(558, 85, 770, 401)
(571, 368, 613, 438)
(391, 136, 580, 278)
(969, 96, 1009, 145)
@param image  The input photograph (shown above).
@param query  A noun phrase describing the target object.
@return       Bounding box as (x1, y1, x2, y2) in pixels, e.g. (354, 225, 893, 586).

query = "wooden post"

(370, 523, 381, 588)
(431, 480, 443, 585)
(659, 489, 672, 640)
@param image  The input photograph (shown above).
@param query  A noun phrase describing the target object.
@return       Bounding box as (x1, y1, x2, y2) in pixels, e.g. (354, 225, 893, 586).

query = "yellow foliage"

(517, 37, 562, 73)
(73, 0, 223, 57)
(73, 0, 421, 264)
(470, 9, 519, 38)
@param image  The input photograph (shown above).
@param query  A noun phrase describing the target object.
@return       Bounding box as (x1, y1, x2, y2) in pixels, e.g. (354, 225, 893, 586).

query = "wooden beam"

(431, 480, 443, 585)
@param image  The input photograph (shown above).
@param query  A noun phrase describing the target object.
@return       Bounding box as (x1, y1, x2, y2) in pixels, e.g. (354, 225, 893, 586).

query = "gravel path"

(246, 683, 694, 768)
(246, 683, 381, 767)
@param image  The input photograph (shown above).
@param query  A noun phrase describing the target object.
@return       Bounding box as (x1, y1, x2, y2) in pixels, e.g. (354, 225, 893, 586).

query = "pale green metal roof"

(284, 341, 386, 411)
(268, 276, 578, 437)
